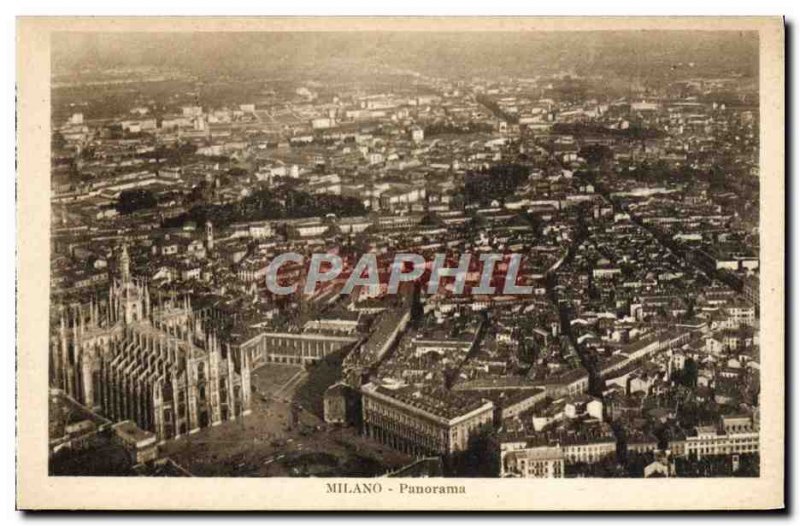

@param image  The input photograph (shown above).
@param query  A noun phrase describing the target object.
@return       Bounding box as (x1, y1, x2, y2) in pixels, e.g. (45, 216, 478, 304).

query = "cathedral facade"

(50, 246, 252, 443)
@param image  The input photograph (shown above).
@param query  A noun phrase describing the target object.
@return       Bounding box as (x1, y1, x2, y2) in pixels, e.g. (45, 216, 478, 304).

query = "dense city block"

(49, 32, 760, 478)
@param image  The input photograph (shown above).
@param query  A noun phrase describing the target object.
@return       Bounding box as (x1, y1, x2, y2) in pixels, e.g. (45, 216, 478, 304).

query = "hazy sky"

(52, 31, 759, 80)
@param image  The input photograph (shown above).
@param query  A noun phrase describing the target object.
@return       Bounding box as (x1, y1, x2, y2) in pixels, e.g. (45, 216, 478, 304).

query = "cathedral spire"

(144, 283, 151, 319)
(58, 304, 66, 333)
(119, 244, 131, 283)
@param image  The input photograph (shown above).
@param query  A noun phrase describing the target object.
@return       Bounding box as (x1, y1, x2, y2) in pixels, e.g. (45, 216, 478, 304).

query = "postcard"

(16, 16, 784, 511)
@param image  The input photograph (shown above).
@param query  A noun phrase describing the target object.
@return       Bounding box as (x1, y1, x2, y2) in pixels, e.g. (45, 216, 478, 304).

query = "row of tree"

(464, 163, 529, 205)
(162, 187, 366, 229)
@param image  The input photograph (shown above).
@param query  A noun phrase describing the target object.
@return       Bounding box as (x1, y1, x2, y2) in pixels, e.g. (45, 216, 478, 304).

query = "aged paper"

(17, 16, 784, 510)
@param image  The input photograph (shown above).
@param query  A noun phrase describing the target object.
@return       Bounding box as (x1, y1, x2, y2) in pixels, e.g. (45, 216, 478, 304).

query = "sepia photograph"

(16, 16, 785, 511)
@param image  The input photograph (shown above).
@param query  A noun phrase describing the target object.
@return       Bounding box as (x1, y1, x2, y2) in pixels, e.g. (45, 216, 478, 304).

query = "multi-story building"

(724, 301, 757, 327)
(242, 331, 359, 367)
(361, 382, 494, 456)
(683, 423, 760, 459)
(500, 441, 565, 478)
(561, 436, 617, 464)
(742, 274, 760, 307)
(499, 423, 617, 477)
(534, 367, 591, 398)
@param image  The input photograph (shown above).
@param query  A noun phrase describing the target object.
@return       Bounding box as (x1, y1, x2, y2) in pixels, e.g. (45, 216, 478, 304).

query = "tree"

(162, 187, 366, 229)
(685, 297, 696, 319)
(410, 282, 424, 325)
(677, 358, 698, 388)
(580, 144, 613, 167)
(445, 425, 500, 477)
(518, 337, 538, 365)
(464, 163, 529, 205)
(116, 189, 157, 215)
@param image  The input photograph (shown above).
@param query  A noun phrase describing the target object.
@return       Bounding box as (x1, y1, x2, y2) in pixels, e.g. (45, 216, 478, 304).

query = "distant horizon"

(52, 30, 759, 81)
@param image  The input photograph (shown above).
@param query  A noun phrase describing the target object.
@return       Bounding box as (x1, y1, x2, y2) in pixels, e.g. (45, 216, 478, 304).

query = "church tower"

(116, 244, 144, 324)
(205, 221, 214, 252)
(120, 244, 131, 283)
